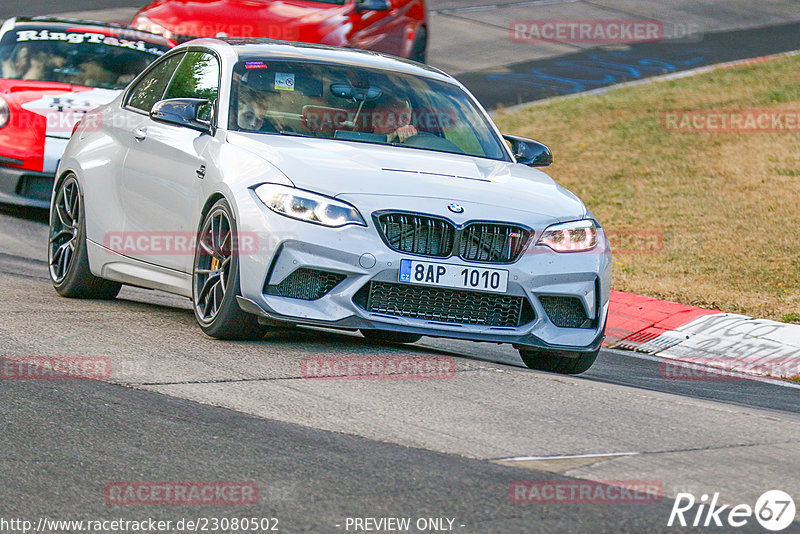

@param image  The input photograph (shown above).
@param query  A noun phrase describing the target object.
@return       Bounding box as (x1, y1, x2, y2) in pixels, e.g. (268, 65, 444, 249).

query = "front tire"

(48, 174, 121, 299)
(192, 198, 268, 340)
(518, 347, 599, 375)
(361, 330, 423, 345)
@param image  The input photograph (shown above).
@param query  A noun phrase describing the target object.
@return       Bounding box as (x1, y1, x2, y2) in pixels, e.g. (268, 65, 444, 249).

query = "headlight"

(254, 184, 366, 228)
(538, 219, 598, 252)
(134, 16, 174, 41)
(0, 96, 9, 129)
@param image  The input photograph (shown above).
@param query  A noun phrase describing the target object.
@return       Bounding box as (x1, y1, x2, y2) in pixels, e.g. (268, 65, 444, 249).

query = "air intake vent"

(539, 296, 593, 328)
(459, 223, 530, 263)
(16, 173, 54, 201)
(264, 268, 346, 300)
(354, 281, 535, 327)
(376, 213, 455, 257)
(375, 212, 530, 264)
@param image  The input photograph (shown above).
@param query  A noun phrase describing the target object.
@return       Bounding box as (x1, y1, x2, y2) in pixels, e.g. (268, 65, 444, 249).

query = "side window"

(126, 53, 184, 113)
(164, 51, 220, 103)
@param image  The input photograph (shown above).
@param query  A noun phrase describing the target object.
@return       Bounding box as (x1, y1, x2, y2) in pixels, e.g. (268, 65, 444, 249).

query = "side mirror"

(503, 135, 552, 167)
(150, 98, 213, 133)
(355, 0, 391, 12)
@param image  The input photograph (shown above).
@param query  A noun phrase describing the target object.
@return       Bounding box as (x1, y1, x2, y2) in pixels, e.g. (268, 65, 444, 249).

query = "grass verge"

(495, 55, 800, 321)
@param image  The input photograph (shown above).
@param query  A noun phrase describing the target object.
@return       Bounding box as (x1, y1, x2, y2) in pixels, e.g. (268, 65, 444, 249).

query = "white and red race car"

(0, 17, 171, 208)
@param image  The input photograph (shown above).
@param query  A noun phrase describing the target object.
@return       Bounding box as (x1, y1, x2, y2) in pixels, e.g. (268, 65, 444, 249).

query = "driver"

(2, 44, 66, 81)
(237, 85, 275, 131)
(371, 95, 417, 143)
(1, 44, 33, 79)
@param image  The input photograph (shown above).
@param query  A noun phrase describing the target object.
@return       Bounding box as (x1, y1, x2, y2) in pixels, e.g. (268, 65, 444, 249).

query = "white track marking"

(496, 451, 640, 462)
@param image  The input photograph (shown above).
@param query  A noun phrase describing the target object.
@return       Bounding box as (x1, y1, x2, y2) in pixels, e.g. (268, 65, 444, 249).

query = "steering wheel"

(399, 131, 464, 153)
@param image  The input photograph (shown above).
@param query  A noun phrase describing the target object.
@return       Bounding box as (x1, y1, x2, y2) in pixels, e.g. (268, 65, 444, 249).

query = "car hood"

(1, 80, 119, 139)
(135, 0, 351, 40)
(228, 132, 588, 222)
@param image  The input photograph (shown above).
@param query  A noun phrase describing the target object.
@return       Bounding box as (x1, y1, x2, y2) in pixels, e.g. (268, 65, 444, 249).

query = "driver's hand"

(394, 124, 418, 143)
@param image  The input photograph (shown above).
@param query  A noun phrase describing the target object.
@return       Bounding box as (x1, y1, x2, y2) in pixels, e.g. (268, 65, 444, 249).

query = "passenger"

(22, 50, 49, 81)
(72, 59, 116, 87)
(371, 95, 417, 143)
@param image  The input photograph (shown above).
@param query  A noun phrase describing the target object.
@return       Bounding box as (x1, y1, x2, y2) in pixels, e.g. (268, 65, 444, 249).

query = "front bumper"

(236, 193, 612, 352)
(237, 295, 608, 353)
(0, 163, 53, 209)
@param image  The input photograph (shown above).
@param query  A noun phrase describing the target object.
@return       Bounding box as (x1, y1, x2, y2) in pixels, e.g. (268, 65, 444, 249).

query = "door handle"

(133, 127, 147, 141)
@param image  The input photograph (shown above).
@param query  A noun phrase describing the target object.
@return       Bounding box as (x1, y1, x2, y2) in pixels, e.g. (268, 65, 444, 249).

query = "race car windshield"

(0, 27, 169, 90)
(229, 60, 509, 161)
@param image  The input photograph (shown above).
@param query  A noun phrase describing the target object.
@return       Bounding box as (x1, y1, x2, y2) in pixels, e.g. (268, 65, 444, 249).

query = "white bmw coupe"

(50, 38, 611, 374)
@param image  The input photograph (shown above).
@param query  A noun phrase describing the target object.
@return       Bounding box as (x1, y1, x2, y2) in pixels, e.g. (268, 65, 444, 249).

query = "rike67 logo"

(668, 490, 796, 531)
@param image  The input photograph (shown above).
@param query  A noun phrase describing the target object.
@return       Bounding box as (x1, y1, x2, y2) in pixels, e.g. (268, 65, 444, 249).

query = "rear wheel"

(409, 26, 427, 63)
(192, 198, 269, 340)
(518, 347, 599, 375)
(361, 330, 423, 345)
(49, 174, 121, 299)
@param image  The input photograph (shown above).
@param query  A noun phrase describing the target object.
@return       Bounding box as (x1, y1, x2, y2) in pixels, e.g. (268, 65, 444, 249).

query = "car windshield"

(0, 26, 170, 89)
(229, 60, 509, 161)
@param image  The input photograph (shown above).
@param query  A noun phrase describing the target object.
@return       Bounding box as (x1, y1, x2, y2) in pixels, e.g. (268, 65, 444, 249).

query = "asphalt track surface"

(0, 1, 138, 19)
(1, 207, 799, 532)
(2, 1, 800, 532)
(460, 21, 800, 108)
(0, 373, 687, 533)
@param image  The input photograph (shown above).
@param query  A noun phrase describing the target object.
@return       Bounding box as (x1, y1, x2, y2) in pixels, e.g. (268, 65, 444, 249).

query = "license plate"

(399, 259, 509, 293)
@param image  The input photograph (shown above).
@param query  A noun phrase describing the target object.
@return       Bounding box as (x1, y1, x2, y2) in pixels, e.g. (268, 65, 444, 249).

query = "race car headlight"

(254, 184, 366, 228)
(538, 219, 598, 252)
(0, 96, 9, 129)
(134, 16, 174, 40)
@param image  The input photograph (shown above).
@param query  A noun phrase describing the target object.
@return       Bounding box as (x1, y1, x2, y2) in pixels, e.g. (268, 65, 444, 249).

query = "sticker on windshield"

(245, 61, 267, 69)
(275, 73, 295, 91)
(14, 29, 165, 55)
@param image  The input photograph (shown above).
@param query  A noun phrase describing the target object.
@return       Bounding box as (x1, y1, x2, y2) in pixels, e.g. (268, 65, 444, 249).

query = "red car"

(0, 17, 171, 208)
(132, 0, 427, 62)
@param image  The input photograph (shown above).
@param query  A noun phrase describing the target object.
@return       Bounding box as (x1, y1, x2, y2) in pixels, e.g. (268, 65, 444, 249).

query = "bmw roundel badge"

(447, 203, 464, 214)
